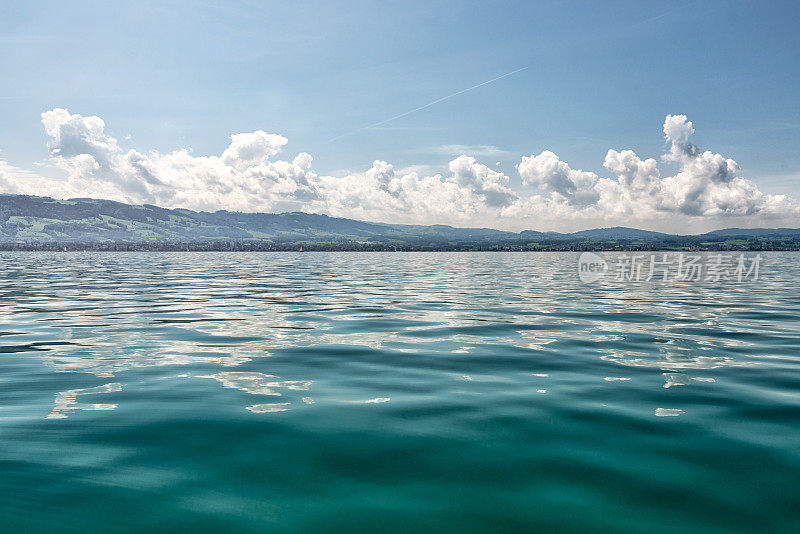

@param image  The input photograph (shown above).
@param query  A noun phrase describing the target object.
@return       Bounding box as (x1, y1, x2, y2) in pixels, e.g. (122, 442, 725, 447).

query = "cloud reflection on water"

(0, 252, 796, 419)
(46, 382, 122, 419)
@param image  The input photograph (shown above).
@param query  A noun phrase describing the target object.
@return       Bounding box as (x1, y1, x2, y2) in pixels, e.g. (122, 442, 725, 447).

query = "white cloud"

(30, 108, 320, 212)
(448, 155, 516, 207)
(314, 160, 490, 224)
(656, 114, 784, 217)
(513, 114, 798, 227)
(220, 131, 288, 171)
(518, 150, 599, 204)
(603, 149, 660, 194)
(0, 158, 63, 196)
(0, 109, 797, 232)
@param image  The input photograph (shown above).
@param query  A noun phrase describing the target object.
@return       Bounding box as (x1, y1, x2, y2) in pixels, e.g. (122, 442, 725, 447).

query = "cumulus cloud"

(518, 150, 599, 204)
(603, 149, 660, 194)
(30, 108, 320, 212)
(448, 155, 516, 207)
(657, 114, 779, 216)
(514, 114, 797, 226)
(0, 109, 797, 231)
(314, 160, 490, 224)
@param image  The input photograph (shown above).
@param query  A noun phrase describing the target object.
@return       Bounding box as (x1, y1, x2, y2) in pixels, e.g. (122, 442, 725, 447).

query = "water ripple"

(1, 251, 799, 532)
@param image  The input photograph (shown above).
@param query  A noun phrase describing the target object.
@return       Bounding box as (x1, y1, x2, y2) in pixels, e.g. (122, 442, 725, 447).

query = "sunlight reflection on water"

(1, 252, 799, 532)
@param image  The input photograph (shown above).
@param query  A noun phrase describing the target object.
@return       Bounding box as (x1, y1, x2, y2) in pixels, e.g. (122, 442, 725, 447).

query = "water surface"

(1, 252, 799, 532)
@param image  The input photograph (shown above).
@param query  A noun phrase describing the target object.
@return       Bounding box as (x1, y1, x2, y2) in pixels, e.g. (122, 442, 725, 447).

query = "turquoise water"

(1, 251, 799, 533)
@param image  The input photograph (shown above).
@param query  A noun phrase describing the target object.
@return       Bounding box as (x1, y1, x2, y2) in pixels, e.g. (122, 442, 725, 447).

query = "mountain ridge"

(1, 194, 798, 249)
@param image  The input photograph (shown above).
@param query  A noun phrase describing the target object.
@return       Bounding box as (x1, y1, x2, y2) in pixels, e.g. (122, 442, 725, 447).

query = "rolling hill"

(1, 194, 798, 250)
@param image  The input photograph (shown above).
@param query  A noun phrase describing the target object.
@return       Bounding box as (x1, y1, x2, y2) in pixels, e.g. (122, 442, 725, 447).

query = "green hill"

(1, 194, 798, 250)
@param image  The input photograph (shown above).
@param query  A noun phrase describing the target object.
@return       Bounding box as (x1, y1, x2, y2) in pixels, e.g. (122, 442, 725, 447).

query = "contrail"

(330, 66, 528, 141)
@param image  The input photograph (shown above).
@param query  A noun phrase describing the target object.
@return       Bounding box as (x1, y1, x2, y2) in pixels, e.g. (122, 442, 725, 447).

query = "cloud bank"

(0, 109, 796, 232)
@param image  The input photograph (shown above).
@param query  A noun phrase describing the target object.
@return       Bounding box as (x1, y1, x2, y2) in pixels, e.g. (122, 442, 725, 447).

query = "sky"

(1, 0, 799, 232)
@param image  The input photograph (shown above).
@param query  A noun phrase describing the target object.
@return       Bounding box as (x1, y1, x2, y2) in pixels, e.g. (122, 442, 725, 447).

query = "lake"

(1, 251, 799, 532)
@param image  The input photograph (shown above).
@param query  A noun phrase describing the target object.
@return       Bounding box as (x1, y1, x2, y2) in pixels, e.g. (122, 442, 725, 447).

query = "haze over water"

(1, 251, 799, 533)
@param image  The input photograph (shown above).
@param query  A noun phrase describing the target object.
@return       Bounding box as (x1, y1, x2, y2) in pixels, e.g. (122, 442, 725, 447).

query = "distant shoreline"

(2, 195, 799, 252)
(2, 243, 798, 252)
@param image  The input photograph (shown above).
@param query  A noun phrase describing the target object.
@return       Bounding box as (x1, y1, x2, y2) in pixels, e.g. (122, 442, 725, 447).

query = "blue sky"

(1, 0, 799, 231)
